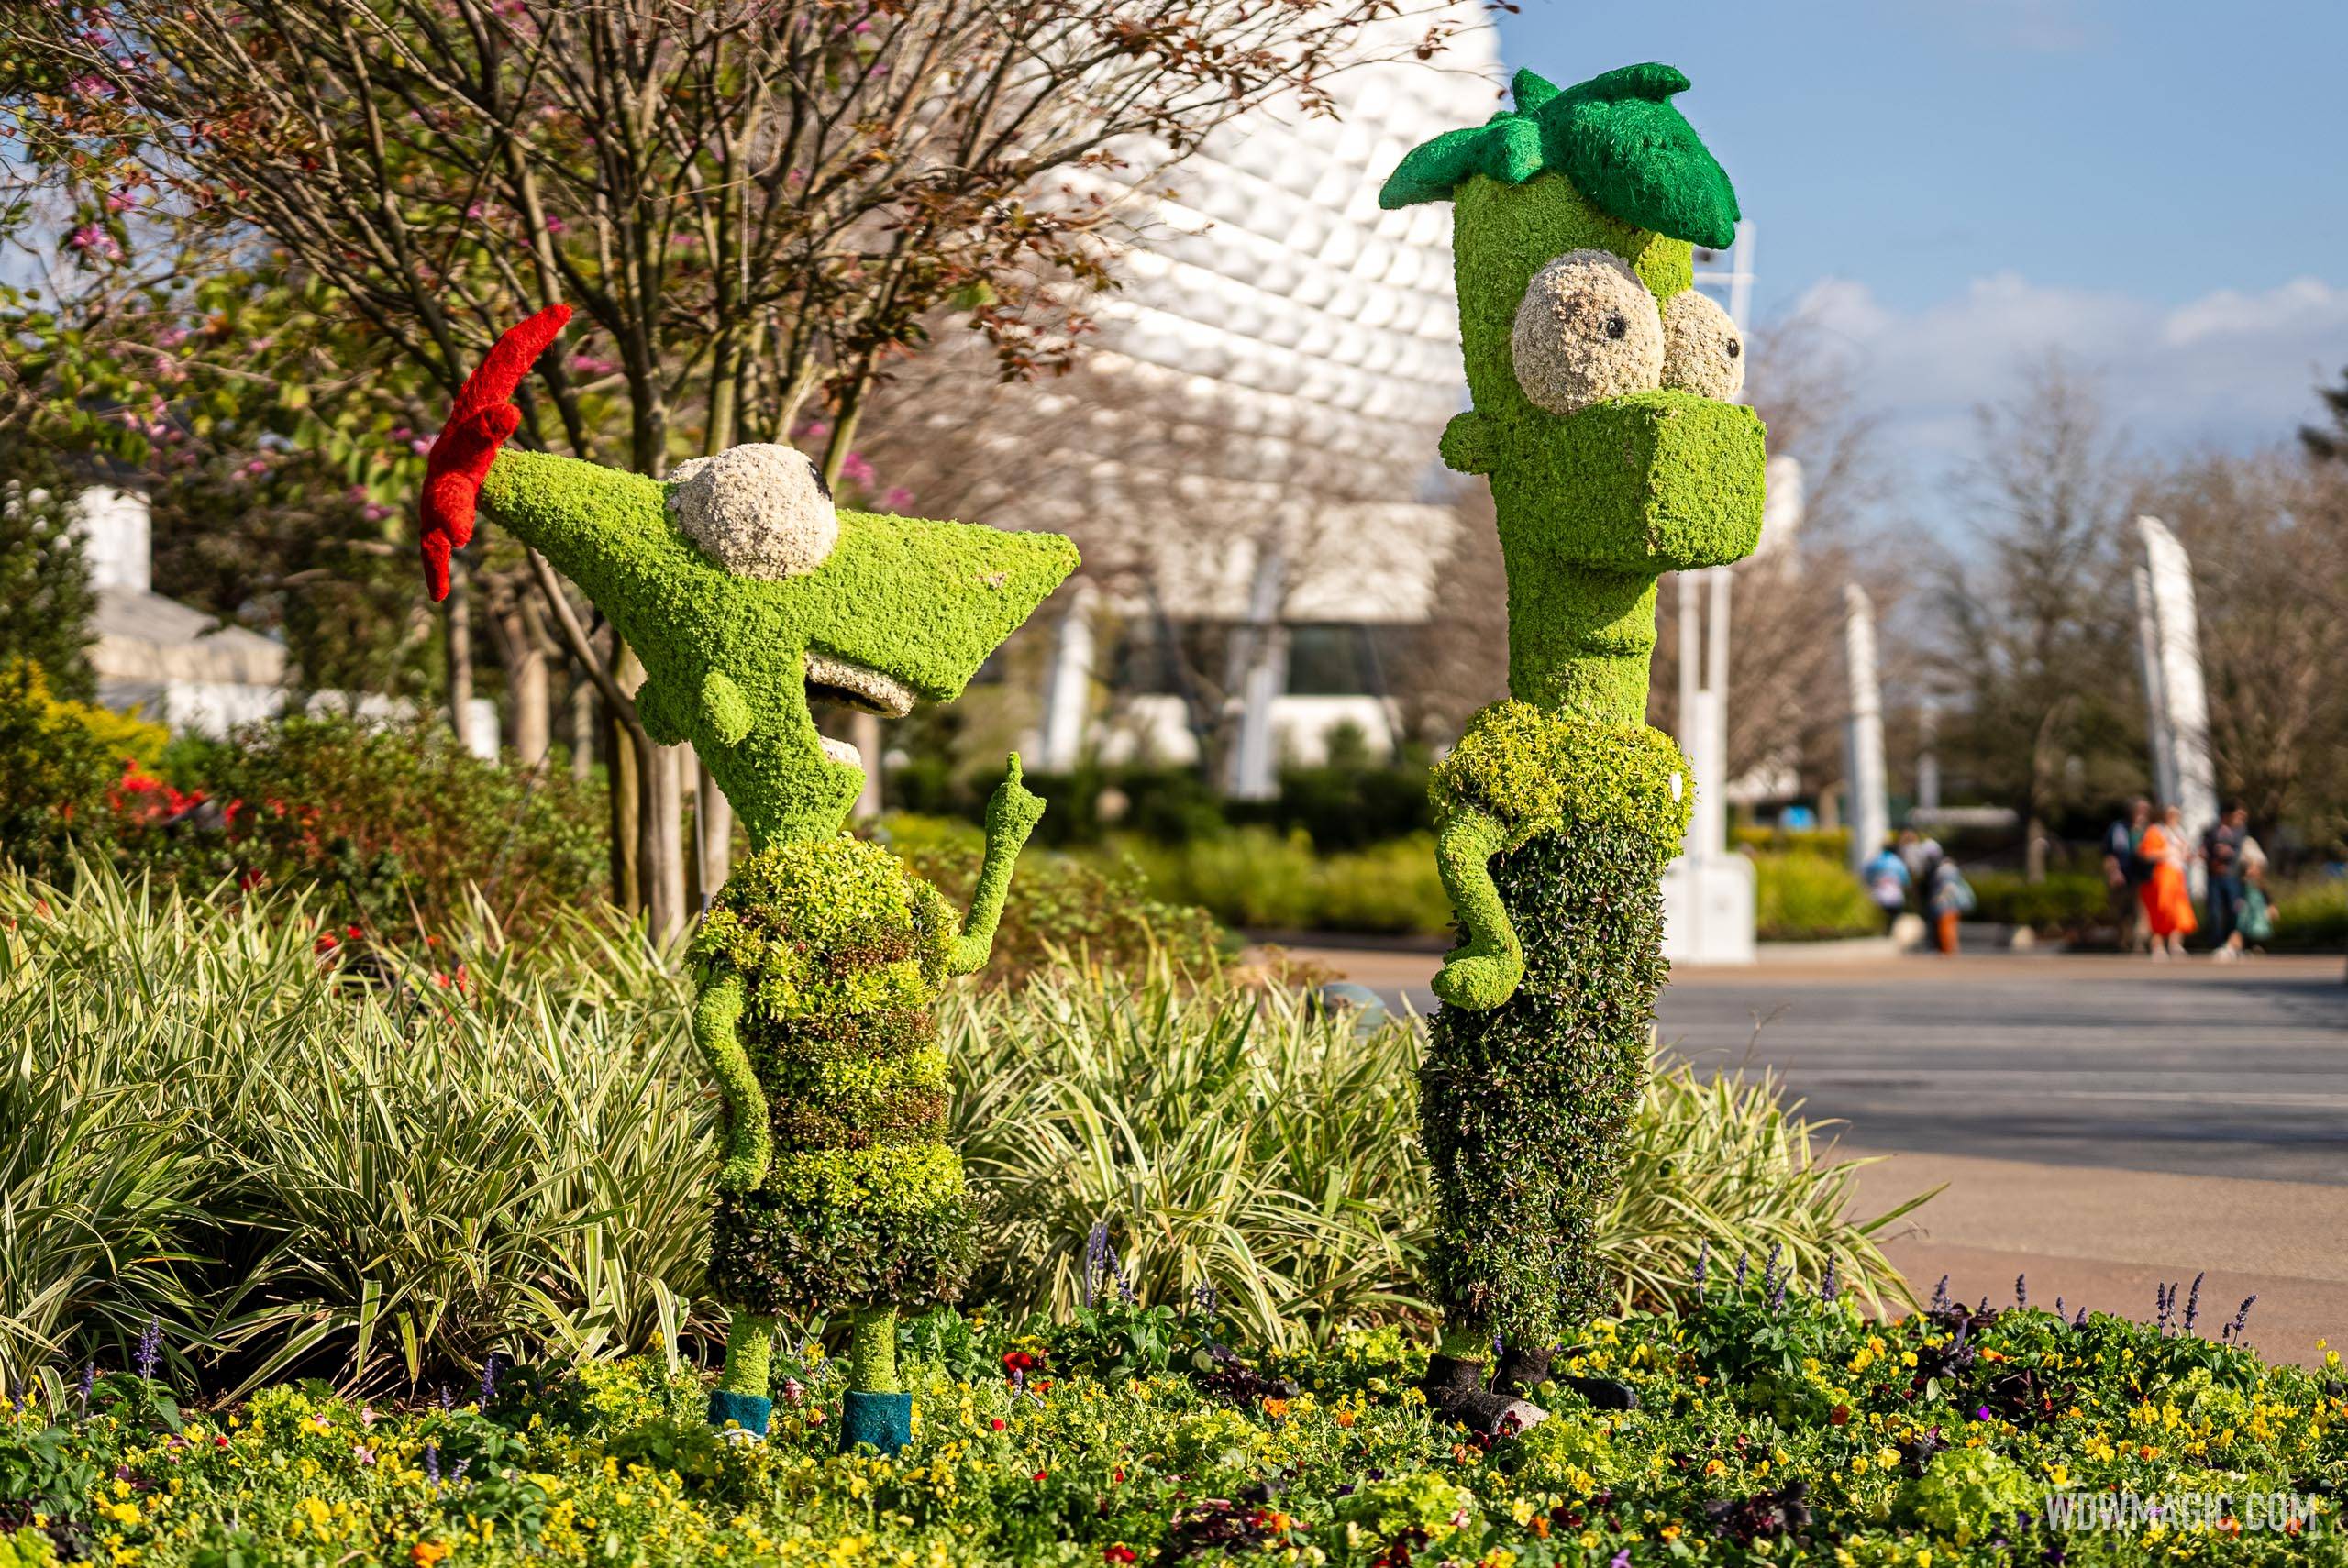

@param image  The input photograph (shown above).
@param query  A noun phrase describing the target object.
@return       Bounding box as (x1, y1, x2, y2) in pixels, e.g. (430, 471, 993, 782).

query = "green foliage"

(9, 1298, 2345, 1566)
(1966, 869, 2114, 936)
(146, 712, 605, 940)
(1753, 850, 1882, 941)
(1381, 64, 1742, 250)
(694, 838, 971, 1325)
(1899, 1444, 2040, 1542)
(0, 866, 712, 1397)
(0, 660, 119, 878)
(1733, 823, 1852, 860)
(479, 449, 1075, 849)
(1434, 700, 1692, 856)
(3, 867, 1916, 1389)
(880, 814, 1222, 980)
(0, 450, 96, 701)
(1419, 820, 1669, 1348)
(1109, 827, 1450, 934)
(2271, 875, 2348, 949)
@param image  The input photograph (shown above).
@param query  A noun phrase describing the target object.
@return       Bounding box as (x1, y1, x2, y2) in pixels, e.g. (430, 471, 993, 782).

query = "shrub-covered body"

(1421, 706, 1689, 1346)
(696, 838, 972, 1324)
(1384, 65, 1767, 1419)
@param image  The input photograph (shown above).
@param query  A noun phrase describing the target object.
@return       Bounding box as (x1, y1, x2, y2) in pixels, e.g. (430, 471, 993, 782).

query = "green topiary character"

(416, 306, 1076, 1452)
(1379, 63, 1767, 1431)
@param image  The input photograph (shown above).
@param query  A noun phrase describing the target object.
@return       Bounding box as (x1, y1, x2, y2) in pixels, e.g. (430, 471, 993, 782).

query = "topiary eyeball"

(666, 444, 838, 579)
(1509, 248, 1665, 415)
(1660, 288, 1744, 401)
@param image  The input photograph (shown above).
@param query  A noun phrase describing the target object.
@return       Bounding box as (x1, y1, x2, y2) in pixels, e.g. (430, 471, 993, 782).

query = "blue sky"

(1491, 0, 2348, 491)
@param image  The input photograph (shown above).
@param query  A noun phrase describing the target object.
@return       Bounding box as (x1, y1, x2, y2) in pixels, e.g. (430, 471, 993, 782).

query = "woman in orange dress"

(2138, 805, 2198, 959)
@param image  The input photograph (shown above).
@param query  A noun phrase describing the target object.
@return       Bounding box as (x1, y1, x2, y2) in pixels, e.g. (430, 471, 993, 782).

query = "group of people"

(1861, 829, 1975, 955)
(2103, 800, 2273, 960)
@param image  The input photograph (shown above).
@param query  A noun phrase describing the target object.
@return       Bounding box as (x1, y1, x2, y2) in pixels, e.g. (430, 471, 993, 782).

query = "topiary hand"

(693, 969, 771, 1192)
(1430, 808, 1524, 1010)
(984, 752, 1047, 845)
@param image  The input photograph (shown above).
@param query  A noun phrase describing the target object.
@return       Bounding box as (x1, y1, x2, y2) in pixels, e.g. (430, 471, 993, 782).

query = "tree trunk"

(446, 557, 476, 751)
(486, 576, 551, 770)
(570, 675, 594, 782)
(697, 759, 734, 904)
(611, 644, 644, 913)
(649, 743, 689, 940)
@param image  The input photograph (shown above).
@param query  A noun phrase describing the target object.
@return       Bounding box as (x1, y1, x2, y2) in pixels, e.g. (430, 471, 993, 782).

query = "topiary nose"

(1489, 389, 1766, 574)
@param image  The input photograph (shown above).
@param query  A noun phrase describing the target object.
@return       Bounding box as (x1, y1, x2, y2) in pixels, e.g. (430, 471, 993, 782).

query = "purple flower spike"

(1735, 1251, 1750, 1292)
(2227, 1295, 2257, 1342)
(2014, 1274, 2027, 1309)
(479, 1352, 500, 1406)
(134, 1317, 162, 1382)
(1931, 1275, 1950, 1312)
(2183, 1272, 2204, 1335)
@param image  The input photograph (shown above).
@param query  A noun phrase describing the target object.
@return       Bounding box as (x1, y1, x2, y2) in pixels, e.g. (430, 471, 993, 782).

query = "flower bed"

(8, 1282, 2343, 1567)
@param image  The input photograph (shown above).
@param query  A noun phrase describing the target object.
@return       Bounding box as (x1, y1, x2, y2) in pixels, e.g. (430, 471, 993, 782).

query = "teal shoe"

(838, 1390, 913, 1455)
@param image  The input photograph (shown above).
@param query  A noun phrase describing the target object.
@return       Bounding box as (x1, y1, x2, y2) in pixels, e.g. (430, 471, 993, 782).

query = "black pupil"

(1727, 339, 1741, 359)
(1604, 314, 1628, 340)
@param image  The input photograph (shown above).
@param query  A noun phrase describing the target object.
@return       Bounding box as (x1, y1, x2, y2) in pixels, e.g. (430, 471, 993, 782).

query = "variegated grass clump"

(1, 864, 1922, 1401)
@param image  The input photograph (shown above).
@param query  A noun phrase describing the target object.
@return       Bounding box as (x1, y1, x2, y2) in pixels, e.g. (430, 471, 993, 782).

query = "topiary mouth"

(804, 649, 915, 719)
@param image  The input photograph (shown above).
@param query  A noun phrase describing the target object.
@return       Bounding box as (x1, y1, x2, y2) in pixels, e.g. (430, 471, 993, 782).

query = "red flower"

(1828, 1404, 1851, 1426)
(314, 932, 339, 955)
(1103, 1549, 1137, 1564)
(1032, 1470, 1047, 1483)
(1002, 1350, 1036, 1373)
(989, 1419, 1006, 1431)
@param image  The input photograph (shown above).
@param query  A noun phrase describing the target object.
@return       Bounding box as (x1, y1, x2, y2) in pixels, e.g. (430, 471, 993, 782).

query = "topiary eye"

(1509, 249, 1665, 415)
(1660, 288, 1745, 401)
(666, 444, 839, 579)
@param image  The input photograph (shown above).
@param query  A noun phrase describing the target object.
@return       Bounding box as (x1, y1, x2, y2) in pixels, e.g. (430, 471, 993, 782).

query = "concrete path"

(1294, 944, 2348, 1364)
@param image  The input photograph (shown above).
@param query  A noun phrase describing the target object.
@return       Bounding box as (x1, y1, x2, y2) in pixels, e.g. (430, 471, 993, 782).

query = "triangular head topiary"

(1379, 63, 1740, 249)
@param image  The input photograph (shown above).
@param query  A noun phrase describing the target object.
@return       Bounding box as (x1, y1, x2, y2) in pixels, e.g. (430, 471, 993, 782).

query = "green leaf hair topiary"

(1380, 64, 1741, 251)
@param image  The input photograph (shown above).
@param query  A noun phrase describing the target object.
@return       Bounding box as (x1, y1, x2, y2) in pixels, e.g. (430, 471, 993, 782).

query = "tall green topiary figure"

(416, 306, 1076, 1453)
(1379, 63, 1767, 1432)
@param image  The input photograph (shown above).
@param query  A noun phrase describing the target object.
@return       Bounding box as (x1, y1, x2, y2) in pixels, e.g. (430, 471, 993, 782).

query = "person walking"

(1926, 858, 1975, 955)
(2138, 804, 2198, 959)
(2203, 804, 2250, 957)
(2224, 827, 2275, 959)
(2103, 799, 2152, 954)
(1861, 836, 1911, 934)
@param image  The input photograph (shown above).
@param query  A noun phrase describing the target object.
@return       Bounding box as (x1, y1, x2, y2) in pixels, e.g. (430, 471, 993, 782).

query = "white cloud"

(1787, 271, 2348, 476)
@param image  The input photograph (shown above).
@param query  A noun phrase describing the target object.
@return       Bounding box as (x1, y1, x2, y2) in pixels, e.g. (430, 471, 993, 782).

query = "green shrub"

(1109, 826, 1452, 934)
(1732, 823, 1850, 861)
(136, 712, 607, 940)
(0, 660, 129, 879)
(1966, 869, 2109, 935)
(879, 813, 1222, 981)
(2270, 876, 2348, 950)
(1752, 849, 1880, 940)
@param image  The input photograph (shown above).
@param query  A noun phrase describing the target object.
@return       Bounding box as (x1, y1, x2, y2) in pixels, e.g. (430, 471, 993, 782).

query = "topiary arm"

(947, 754, 1047, 977)
(1430, 806, 1524, 1010)
(693, 966, 770, 1192)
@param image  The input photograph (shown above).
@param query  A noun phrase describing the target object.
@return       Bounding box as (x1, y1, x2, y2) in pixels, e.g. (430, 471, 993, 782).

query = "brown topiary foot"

(1422, 1353, 1546, 1436)
(1492, 1342, 1553, 1397)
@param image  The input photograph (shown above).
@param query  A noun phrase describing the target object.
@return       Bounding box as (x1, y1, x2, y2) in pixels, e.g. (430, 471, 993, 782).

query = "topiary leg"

(707, 1310, 777, 1436)
(840, 1304, 913, 1455)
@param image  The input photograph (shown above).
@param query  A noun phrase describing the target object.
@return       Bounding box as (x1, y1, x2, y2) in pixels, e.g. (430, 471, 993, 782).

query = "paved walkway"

(1297, 945, 2348, 1364)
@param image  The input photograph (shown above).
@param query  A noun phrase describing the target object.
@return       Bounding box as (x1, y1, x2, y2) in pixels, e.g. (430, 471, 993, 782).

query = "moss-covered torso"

(693, 837, 975, 1320)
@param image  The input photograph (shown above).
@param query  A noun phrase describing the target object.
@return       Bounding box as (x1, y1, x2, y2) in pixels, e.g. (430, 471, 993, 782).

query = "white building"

(983, 8, 1506, 786)
(74, 482, 498, 754)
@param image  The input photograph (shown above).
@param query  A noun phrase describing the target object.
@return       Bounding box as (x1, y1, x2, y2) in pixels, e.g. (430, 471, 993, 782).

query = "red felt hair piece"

(418, 303, 571, 601)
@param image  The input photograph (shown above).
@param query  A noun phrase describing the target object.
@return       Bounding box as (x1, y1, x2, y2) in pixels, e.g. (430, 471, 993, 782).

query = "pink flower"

(410, 436, 434, 456)
(464, 202, 485, 220)
(155, 325, 189, 348)
(568, 354, 616, 376)
(544, 216, 567, 236)
(105, 187, 138, 214)
(880, 486, 914, 513)
(838, 451, 875, 486)
(241, 458, 269, 479)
